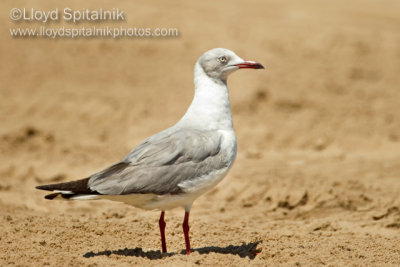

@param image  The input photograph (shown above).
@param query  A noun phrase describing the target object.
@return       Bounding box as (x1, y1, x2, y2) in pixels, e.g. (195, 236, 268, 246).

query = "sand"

(1, 0, 400, 266)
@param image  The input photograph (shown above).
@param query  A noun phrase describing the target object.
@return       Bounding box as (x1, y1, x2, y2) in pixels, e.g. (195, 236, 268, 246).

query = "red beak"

(235, 61, 264, 69)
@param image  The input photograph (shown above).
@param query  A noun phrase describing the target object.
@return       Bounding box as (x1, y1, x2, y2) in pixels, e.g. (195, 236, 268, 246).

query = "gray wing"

(88, 128, 229, 195)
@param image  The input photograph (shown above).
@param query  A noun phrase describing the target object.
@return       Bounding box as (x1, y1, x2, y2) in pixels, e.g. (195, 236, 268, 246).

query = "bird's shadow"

(83, 241, 262, 260)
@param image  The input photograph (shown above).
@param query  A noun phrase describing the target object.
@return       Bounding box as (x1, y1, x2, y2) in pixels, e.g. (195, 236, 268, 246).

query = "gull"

(36, 48, 264, 255)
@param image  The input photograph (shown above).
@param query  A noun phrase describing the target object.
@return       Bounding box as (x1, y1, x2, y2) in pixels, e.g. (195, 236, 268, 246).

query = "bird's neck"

(177, 63, 233, 131)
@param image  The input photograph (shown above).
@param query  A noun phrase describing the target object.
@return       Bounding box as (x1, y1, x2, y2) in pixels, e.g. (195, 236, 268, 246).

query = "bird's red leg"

(183, 211, 191, 255)
(159, 211, 167, 253)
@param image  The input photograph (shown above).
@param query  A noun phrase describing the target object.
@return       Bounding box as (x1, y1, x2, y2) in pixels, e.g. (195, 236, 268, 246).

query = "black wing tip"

(44, 193, 60, 199)
(35, 178, 94, 194)
(44, 193, 79, 200)
(36, 185, 52, 191)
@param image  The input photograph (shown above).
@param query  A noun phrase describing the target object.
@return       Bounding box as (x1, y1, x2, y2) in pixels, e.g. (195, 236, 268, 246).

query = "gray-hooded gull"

(36, 48, 264, 255)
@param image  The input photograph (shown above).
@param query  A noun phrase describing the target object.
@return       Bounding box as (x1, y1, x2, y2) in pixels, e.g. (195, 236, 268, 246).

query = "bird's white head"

(196, 48, 264, 83)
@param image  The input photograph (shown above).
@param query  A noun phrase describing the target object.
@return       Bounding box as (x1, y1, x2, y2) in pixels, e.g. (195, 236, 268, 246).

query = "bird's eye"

(218, 56, 227, 64)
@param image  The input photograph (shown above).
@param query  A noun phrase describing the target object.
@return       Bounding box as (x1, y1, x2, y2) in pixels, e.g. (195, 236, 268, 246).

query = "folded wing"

(87, 128, 228, 195)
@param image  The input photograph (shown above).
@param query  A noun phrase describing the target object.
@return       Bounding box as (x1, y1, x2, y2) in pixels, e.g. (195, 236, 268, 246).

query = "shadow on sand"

(83, 241, 262, 260)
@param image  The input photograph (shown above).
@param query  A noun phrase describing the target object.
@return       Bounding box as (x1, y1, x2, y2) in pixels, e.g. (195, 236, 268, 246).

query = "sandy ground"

(1, 0, 400, 266)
